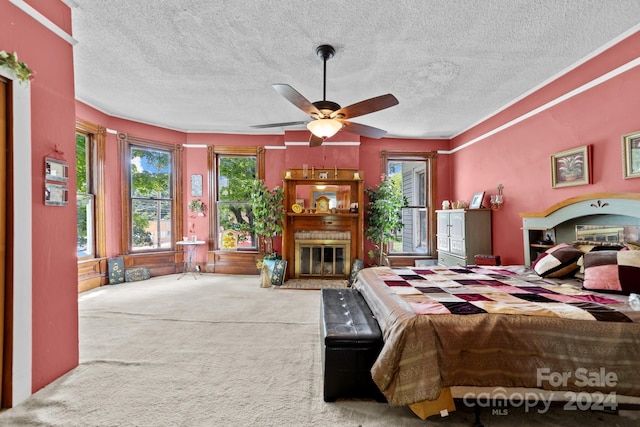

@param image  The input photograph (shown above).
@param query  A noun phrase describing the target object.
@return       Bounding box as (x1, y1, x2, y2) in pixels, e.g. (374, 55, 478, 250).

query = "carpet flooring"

(0, 273, 638, 426)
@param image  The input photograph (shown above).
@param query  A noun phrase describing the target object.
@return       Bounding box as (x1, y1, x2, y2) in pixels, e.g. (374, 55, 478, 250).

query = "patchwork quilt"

(354, 266, 640, 406)
(375, 266, 634, 322)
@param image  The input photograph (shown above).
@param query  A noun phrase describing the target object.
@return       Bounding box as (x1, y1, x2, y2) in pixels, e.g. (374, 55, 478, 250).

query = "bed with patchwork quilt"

(353, 264, 640, 412)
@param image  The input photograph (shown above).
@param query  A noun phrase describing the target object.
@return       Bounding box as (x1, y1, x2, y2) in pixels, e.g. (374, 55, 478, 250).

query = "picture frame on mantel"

(623, 131, 640, 179)
(551, 145, 591, 188)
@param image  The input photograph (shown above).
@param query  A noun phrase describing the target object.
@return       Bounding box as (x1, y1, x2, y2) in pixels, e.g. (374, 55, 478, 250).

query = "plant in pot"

(250, 180, 285, 286)
(365, 174, 407, 266)
(557, 153, 583, 181)
(250, 180, 285, 258)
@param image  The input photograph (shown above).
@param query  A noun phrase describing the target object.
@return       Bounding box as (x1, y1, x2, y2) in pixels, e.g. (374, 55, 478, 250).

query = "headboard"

(520, 192, 640, 265)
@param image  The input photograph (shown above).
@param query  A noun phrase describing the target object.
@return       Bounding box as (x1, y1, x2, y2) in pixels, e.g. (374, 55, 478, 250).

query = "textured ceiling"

(71, 1, 640, 139)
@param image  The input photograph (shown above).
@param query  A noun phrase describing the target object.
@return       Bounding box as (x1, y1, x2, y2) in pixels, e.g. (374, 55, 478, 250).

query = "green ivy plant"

(365, 174, 407, 266)
(188, 199, 206, 215)
(0, 51, 34, 84)
(250, 180, 284, 259)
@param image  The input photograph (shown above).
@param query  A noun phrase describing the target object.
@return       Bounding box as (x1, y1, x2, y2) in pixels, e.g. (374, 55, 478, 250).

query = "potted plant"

(557, 153, 583, 181)
(365, 174, 407, 266)
(249, 180, 284, 258)
(188, 199, 206, 216)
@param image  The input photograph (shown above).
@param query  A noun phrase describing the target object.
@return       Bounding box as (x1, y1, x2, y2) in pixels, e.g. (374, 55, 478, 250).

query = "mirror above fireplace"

(294, 185, 351, 211)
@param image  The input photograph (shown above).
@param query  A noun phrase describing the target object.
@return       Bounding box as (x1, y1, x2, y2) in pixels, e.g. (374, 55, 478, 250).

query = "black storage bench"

(320, 288, 386, 402)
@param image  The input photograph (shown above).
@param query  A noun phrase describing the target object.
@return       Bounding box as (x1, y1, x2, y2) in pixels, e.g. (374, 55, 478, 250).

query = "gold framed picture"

(551, 145, 591, 188)
(623, 131, 640, 179)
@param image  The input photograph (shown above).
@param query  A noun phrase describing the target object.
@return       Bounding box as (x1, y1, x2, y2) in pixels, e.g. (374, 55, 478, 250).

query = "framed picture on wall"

(551, 145, 591, 188)
(191, 174, 203, 196)
(45, 158, 68, 182)
(45, 182, 68, 206)
(623, 131, 640, 179)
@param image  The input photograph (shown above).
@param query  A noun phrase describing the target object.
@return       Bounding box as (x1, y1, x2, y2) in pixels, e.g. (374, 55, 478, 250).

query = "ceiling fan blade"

(309, 134, 324, 147)
(331, 94, 398, 120)
(251, 121, 308, 129)
(272, 84, 322, 116)
(341, 121, 388, 139)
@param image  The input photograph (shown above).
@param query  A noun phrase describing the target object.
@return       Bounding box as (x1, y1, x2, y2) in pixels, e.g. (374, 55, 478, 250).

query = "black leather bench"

(320, 288, 386, 402)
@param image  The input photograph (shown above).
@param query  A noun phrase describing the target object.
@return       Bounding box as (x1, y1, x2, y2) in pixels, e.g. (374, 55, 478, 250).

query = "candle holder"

(490, 184, 504, 210)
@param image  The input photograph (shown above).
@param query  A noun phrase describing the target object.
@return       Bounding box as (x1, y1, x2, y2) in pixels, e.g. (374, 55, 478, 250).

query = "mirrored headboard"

(574, 224, 640, 244)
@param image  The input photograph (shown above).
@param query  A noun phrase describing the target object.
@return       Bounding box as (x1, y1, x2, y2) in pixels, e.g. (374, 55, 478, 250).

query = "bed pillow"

(532, 243, 583, 278)
(625, 241, 640, 251)
(573, 241, 626, 253)
(582, 250, 640, 294)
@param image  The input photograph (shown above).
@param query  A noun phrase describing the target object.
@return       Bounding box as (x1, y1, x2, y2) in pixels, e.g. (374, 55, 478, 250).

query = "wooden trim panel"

(77, 258, 107, 293)
(208, 250, 261, 275)
(520, 192, 640, 218)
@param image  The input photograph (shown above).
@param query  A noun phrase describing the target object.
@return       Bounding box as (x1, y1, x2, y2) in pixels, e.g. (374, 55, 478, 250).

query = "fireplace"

(281, 168, 364, 279)
(294, 231, 351, 277)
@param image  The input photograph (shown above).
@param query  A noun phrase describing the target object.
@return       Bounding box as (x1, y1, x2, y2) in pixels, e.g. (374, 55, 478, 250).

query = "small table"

(176, 240, 206, 279)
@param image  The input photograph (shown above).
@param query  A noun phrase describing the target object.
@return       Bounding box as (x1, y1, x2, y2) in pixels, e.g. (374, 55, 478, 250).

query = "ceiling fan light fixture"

(307, 118, 342, 139)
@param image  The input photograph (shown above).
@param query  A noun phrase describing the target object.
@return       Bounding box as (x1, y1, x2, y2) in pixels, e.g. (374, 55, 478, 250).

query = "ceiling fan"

(252, 44, 399, 147)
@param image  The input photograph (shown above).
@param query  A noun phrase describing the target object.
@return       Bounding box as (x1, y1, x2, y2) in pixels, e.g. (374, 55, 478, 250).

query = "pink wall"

(183, 146, 208, 261)
(2, 0, 78, 392)
(8, 0, 639, 400)
(451, 32, 640, 265)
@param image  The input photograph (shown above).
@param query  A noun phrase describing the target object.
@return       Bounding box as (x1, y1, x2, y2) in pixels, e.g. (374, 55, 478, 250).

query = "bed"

(352, 193, 640, 419)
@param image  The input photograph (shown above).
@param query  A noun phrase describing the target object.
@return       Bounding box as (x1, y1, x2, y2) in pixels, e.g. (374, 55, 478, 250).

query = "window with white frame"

(76, 131, 94, 258)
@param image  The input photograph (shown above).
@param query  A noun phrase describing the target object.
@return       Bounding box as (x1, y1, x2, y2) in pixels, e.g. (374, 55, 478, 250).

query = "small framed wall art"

(45, 157, 68, 182)
(551, 145, 591, 188)
(45, 183, 68, 206)
(44, 157, 69, 206)
(622, 131, 640, 179)
(191, 174, 203, 196)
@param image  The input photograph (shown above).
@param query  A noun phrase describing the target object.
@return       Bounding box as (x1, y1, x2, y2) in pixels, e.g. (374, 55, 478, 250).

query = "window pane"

(77, 194, 94, 257)
(216, 155, 257, 250)
(76, 133, 88, 193)
(218, 156, 255, 201)
(387, 160, 428, 254)
(76, 132, 94, 258)
(131, 147, 171, 199)
(217, 202, 255, 249)
(132, 199, 172, 251)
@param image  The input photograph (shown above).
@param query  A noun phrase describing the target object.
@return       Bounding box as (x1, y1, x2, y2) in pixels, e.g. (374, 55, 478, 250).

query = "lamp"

(490, 184, 504, 210)
(307, 119, 342, 139)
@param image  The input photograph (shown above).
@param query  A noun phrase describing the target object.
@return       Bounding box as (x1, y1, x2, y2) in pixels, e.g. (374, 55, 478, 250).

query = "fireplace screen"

(295, 240, 350, 278)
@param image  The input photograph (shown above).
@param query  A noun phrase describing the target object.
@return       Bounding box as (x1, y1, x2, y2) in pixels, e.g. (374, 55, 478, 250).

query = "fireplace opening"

(294, 231, 351, 278)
